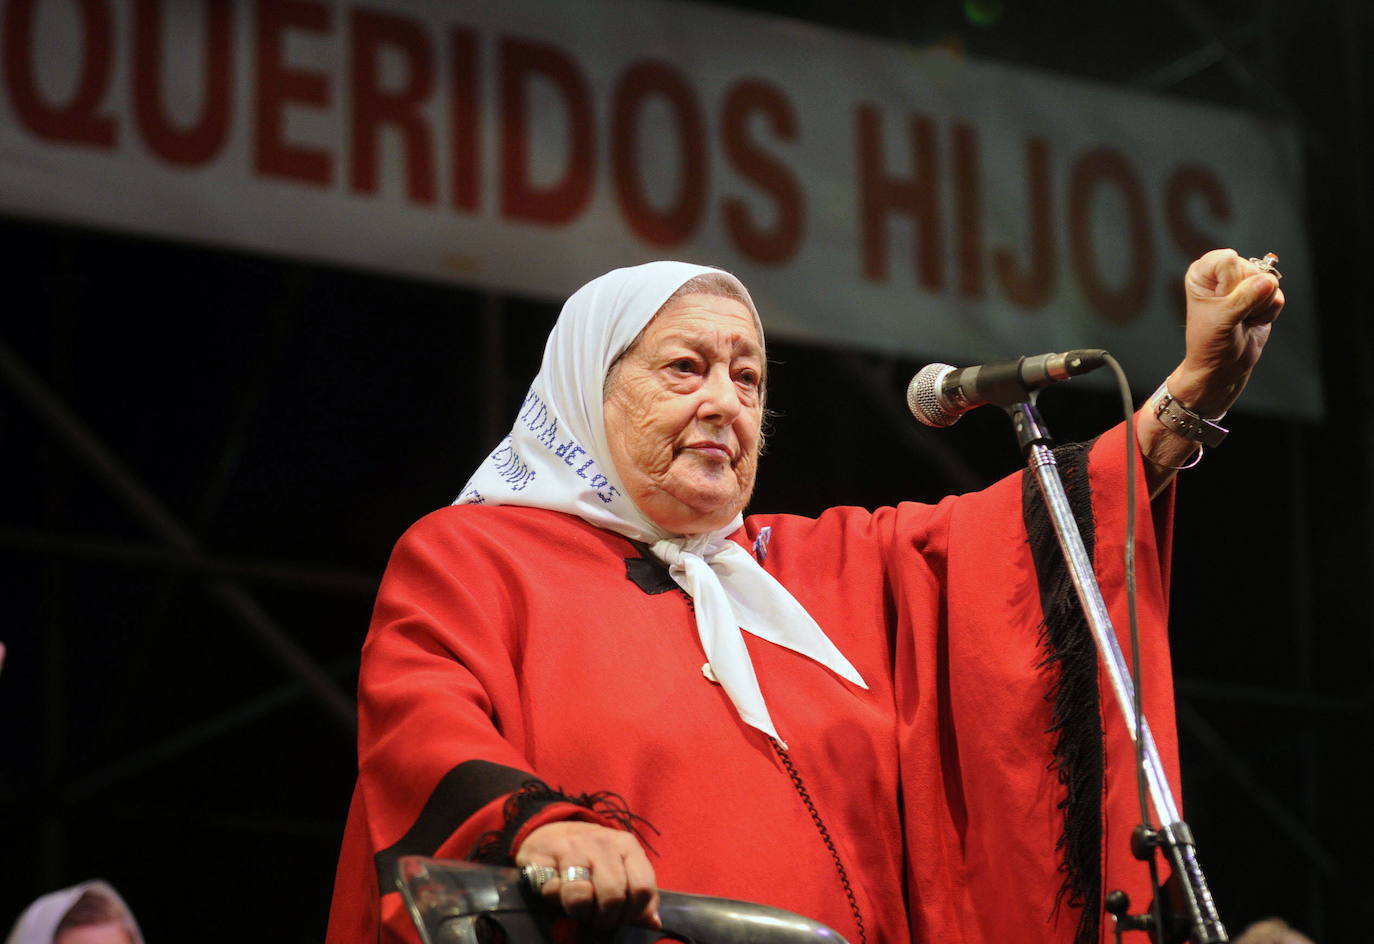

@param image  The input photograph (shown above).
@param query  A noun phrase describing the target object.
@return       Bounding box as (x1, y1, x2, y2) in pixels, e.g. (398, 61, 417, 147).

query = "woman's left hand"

(1168, 248, 1285, 417)
(1136, 248, 1285, 490)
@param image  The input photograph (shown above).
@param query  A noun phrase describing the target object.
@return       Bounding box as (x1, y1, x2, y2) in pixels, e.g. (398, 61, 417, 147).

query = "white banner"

(0, 0, 1320, 417)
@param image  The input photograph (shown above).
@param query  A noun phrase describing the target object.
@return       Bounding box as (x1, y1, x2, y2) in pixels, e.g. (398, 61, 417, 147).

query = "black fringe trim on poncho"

(472, 781, 659, 865)
(1021, 438, 1103, 944)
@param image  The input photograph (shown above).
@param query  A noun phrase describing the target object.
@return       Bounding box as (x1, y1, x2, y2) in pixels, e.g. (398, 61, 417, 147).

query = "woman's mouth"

(681, 442, 733, 463)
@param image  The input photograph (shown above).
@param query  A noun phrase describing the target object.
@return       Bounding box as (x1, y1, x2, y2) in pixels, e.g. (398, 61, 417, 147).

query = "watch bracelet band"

(1149, 381, 1228, 448)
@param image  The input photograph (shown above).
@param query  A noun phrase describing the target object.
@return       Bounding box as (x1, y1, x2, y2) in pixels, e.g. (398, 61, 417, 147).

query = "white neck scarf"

(456, 262, 865, 747)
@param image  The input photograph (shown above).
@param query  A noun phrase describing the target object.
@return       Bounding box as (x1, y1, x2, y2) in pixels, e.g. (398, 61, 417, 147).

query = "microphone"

(907, 349, 1109, 427)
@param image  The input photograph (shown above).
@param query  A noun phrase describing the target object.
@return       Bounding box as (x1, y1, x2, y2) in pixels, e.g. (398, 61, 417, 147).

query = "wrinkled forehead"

(552, 262, 763, 377)
(639, 291, 764, 359)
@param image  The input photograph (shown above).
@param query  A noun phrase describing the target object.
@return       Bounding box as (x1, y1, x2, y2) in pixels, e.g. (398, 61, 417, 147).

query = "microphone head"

(907, 363, 960, 428)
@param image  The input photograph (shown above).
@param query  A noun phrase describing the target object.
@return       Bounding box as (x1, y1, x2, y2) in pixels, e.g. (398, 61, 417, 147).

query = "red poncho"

(327, 423, 1179, 943)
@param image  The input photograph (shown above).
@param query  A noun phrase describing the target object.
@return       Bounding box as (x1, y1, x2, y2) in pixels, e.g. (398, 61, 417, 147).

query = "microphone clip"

(1007, 399, 1054, 455)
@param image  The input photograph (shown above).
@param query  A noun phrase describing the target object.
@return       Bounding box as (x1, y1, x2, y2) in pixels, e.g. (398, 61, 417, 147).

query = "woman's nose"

(697, 365, 742, 422)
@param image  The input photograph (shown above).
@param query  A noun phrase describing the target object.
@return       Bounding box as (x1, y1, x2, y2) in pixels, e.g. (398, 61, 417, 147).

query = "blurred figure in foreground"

(1235, 918, 1316, 944)
(5, 881, 143, 944)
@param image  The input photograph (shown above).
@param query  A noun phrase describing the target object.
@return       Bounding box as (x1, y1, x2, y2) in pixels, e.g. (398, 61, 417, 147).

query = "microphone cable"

(1102, 352, 1167, 941)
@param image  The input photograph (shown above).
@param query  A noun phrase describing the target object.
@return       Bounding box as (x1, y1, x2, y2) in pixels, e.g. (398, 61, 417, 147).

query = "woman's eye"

(670, 359, 698, 373)
(736, 369, 760, 387)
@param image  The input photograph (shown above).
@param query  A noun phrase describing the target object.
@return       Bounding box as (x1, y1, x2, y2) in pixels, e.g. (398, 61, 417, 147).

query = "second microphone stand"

(1006, 397, 1226, 944)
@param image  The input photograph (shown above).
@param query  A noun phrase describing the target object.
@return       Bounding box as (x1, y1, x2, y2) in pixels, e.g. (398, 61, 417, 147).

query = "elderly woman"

(327, 252, 1282, 943)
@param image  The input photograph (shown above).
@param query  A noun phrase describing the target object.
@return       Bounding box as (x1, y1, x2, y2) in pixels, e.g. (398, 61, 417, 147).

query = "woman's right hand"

(514, 821, 661, 929)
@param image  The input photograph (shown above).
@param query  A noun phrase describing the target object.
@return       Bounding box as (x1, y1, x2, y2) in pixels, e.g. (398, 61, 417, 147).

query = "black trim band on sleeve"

(1022, 437, 1105, 944)
(373, 759, 539, 893)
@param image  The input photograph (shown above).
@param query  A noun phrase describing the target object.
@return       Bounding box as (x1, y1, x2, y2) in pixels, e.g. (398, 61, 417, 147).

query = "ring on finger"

(562, 865, 592, 884)
(1247, 251, 1282, 280)
(522, 864, 557, 893)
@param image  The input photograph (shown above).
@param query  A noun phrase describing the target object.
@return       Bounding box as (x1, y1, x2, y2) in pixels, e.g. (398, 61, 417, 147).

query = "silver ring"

(522, 864, 557, 892)
(1248, 251, 1282, 280)
(562, 865, 592, 883)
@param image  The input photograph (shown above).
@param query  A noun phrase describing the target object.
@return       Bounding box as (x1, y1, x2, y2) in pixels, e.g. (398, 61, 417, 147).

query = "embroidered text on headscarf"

(460, 390, 620, 504)
(456, 261, 866, 747)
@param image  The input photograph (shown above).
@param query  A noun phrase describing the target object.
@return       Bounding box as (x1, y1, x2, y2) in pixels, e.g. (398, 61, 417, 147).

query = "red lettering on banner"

(611, 61, 707, 247)
(1165, 163, 1230, 260)
(3, 0, 116, 147)
(254, 0, 333, 186)
(133, 0, 232, 166)
(1068, 147, 1153, 324)
(993, 137, 1056, 310)
(951, 122, 982, 299)
(499, 37, 593, 225)
(856, 106, 942, 288)
(450, 28, 479, 212)
(720, 79, 802, 265)
(349, 9, 435, 203)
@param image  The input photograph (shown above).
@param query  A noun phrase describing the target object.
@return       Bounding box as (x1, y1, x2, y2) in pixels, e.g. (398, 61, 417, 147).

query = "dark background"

(2, 0, 1370, 940)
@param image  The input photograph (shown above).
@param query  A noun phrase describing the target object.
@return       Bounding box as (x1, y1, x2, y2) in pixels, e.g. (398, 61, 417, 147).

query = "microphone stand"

(1005, 398, 1226, 944)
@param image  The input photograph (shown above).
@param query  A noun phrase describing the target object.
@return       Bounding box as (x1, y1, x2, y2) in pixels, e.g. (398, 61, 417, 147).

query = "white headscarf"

(457, 261, 865, 747)
(5, 880, 144, 944)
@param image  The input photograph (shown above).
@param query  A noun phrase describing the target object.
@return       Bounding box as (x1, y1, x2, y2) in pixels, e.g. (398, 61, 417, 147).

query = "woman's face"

(603, 292, 764, 535)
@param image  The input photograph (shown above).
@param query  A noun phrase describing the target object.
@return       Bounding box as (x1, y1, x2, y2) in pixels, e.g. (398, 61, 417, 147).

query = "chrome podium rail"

(397, 857, 849, 944)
